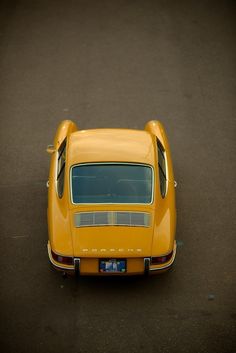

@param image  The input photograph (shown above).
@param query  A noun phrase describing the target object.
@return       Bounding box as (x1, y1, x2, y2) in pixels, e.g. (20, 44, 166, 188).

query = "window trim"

(157, 139, 168, 198)
(69, 162, 155, 206)
(56, 138, 67, 198)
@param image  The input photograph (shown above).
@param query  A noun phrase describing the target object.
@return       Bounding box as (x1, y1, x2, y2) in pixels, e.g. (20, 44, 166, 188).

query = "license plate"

(99, 259, 126, 273)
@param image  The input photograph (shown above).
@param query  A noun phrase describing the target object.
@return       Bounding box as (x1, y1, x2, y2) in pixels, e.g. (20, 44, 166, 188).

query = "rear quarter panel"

(48, 120, 78, 255)
(145, 120, 176, 255)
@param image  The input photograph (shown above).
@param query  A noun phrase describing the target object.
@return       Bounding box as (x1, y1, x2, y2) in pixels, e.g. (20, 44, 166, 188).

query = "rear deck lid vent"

(74, 211, 151, 228)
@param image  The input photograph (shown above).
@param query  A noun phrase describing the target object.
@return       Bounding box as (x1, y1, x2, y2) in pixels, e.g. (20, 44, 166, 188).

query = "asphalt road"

(0, 1, 235, 353)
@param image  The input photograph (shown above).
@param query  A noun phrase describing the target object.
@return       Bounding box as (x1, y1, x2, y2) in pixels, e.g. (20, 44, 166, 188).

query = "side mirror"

(46, 144, 56, 154)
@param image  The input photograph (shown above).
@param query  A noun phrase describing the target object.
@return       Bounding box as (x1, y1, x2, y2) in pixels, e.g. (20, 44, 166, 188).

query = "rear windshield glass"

(71, 164, 153, 204)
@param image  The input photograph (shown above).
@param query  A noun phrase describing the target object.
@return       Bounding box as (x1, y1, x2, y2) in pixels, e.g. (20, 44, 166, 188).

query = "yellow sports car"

(46, 120, 177, 276)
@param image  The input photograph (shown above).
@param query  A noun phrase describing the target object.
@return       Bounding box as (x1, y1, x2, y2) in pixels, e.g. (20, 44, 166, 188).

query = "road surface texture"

(0, 1, 235, 353)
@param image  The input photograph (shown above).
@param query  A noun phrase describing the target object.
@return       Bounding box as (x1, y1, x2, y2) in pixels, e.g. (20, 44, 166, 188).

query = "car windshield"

(71, 163, 153, 204)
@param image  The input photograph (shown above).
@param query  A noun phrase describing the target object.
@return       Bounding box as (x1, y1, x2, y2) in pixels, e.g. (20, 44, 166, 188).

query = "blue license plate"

(99, 259, 126, 273)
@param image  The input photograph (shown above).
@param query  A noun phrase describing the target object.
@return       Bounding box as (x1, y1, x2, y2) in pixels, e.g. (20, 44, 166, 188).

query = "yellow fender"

(53, 120, 78, 150)
(145, 120, 176, 256)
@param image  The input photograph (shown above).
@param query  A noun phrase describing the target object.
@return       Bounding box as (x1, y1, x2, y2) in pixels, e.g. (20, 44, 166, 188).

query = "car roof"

(67, 128, 156, 166)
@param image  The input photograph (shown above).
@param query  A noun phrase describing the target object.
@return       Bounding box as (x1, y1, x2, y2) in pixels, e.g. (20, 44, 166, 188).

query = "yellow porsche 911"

(46, 120, 177, 276)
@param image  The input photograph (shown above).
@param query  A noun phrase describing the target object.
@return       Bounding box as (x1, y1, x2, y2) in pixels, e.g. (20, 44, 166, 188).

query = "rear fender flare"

(53, 120, 78, 150)
(145, 120, 174, 183)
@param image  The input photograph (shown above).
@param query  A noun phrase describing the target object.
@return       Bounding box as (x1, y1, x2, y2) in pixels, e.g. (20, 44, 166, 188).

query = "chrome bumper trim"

(149, 243, 177, 272)
(74, 258, 80, 277)
(144, 257, 150, 275)
(47, 242, 75, 270)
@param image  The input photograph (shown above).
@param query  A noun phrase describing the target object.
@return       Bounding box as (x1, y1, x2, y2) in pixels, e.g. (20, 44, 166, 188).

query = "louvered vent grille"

(74, 211, 151, 228)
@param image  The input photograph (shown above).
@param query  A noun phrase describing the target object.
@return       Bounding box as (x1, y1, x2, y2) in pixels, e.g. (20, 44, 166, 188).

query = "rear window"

(71, 163, 153, 204)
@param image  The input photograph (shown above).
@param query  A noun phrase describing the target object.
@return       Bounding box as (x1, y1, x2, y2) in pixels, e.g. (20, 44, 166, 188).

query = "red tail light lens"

(151, 251, 173, 265)
(51, 250, 74, 265)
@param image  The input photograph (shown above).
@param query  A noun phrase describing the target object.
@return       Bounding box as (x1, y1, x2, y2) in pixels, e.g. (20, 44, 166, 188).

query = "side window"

(57, 138, 66, 198)
(157, 139, 167, 198)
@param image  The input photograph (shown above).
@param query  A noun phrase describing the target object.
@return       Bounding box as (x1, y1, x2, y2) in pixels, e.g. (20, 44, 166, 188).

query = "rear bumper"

(149, 241, 177, 273)
(47, 242, 75, 273)
(47, 241, 176, 276)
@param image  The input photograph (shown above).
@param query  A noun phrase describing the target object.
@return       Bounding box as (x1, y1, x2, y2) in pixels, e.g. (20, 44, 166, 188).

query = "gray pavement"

(0, 1, 235, 352)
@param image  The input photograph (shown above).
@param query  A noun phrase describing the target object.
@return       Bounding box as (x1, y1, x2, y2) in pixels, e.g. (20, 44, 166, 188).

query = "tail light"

(51, 250, 74, 265)
(151, 251, 173, 265)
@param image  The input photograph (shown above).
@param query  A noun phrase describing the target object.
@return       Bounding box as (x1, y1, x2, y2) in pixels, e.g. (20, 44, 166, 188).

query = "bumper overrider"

(47, 241, 177, 276)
